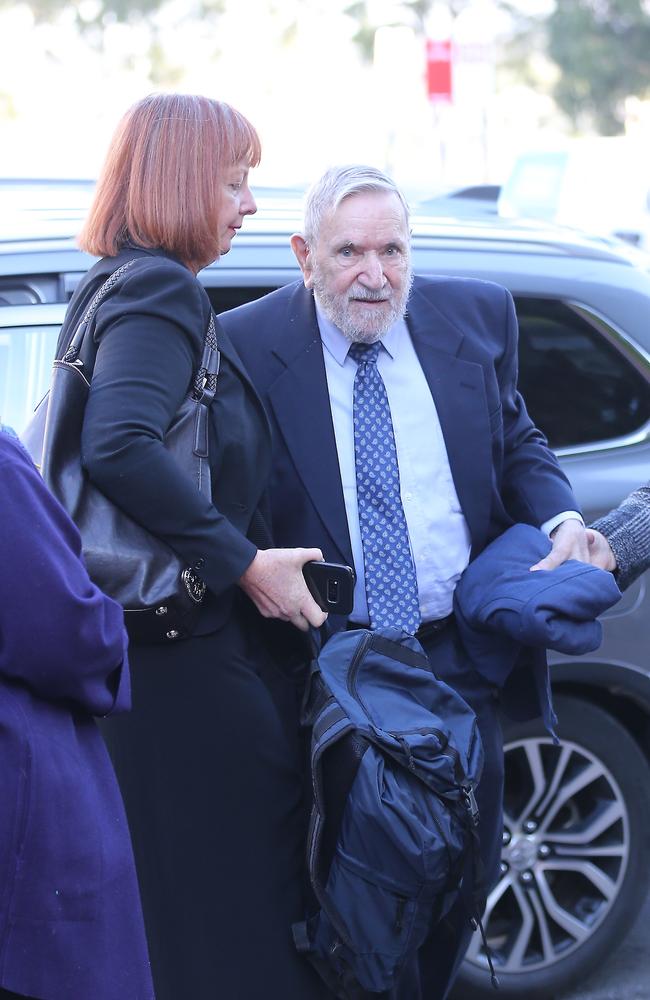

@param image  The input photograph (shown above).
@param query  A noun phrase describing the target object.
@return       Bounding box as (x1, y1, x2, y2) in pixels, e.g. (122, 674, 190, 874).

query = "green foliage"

(0, 0, 161, 22)
(0, 0, 225, 84)
(343, 0, 650, 133)
(344, 2, 390, 60)
(10, 0, 648, 133)
(505, 0, 650, 134)
(0, 0, 224, 28)
(344, 0, 473, 61)
(547, 0, 650, 134)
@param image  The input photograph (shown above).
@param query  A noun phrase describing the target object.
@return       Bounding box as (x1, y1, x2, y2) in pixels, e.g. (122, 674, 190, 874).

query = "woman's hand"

(238, 547, 328, 631)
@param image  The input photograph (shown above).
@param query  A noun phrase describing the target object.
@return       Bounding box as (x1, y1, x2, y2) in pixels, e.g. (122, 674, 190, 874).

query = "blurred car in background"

(2, 199, 650, 1000)
(498, 138, 650, 251)
(414, 183, 500, 219)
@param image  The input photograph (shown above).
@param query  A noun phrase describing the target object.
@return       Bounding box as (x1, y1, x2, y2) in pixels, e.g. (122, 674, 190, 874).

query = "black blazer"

(60, 246, 272, 634)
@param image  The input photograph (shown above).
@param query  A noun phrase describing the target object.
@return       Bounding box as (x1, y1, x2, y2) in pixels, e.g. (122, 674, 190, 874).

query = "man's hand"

(530, 518, 589, 572)
(586, 528, 617, 573)
(238, 547, 329, 631)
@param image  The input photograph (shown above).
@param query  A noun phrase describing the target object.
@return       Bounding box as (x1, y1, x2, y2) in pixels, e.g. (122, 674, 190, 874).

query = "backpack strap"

(368, 631, 430, 670)
(298, 666, 369, 953)
(459, 820, 500, 990)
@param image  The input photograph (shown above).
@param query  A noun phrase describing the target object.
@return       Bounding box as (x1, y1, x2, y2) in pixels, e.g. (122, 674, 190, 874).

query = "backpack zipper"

(346, 631, 373, 697)
(394, 896, 408, 934)
(347, 634, 472, 793)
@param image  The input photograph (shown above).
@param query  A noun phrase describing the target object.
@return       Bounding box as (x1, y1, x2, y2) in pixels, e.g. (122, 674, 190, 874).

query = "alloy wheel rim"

(465, 736, 629, 976)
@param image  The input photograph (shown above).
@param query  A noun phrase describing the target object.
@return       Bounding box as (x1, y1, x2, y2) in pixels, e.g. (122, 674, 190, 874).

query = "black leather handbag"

(22, 258, 220, 643)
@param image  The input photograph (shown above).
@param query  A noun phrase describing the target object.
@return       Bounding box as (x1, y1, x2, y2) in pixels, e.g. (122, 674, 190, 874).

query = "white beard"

(313, 270, 413, 344)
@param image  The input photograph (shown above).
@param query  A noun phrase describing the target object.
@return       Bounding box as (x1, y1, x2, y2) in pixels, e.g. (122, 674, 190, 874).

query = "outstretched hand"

(238, 547, 328, 631)
(530, 518, 589, 572)
(585, 528, 617, 572)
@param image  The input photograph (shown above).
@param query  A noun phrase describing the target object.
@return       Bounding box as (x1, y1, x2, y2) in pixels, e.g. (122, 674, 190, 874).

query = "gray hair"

(302, 165, 410, 244)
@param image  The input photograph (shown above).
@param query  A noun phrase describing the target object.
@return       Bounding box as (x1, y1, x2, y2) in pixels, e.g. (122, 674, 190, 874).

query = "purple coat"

(0, 432, 154, 999)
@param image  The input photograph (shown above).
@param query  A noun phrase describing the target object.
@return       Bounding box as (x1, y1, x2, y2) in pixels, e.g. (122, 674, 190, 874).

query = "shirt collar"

(314, 296, 407, 366)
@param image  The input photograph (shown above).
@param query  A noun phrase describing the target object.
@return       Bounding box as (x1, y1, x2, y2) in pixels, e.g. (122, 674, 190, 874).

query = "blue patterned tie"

(348, 341, 421, 634)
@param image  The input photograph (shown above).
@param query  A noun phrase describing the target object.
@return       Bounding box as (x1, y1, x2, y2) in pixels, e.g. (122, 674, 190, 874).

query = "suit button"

(195, 558, 205, 570)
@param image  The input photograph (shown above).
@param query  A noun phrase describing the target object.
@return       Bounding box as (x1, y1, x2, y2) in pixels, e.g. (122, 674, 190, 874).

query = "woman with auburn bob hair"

(59, 93, 329, 999)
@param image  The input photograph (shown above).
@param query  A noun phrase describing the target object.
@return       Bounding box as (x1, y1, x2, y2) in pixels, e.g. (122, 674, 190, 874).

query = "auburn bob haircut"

(78, 93, 261, 271)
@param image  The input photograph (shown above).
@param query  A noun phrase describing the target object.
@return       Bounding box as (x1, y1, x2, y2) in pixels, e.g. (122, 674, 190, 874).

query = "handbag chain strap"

(63, 258, 139, 363)
(192, 311, 220, 403)
(62, 258, 220, 401)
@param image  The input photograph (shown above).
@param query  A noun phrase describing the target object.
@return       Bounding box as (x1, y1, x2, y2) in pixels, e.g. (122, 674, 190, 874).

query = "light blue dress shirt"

(315, 303, 581, 625)
(316, 304, 471, 623)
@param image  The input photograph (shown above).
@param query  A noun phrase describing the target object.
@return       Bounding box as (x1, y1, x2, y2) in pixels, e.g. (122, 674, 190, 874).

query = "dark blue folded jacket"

(453, 524, 622, 734)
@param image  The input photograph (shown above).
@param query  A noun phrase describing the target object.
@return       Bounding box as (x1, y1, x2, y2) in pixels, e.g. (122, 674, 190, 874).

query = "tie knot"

(348, 340, 382, 366)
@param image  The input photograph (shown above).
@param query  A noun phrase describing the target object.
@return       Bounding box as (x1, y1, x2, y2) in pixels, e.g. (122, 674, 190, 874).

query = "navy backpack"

(293, 625, 493, 998)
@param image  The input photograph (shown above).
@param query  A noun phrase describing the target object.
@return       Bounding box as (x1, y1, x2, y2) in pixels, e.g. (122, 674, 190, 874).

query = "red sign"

(426, 38, 453, 103)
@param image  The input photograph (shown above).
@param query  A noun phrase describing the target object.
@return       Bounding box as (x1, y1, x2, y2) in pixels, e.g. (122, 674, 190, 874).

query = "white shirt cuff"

(541, 511, 585, 537)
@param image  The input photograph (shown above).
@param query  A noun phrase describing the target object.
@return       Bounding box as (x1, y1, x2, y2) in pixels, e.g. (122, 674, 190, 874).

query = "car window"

(515, 297, 650, 450)
(498, 151, 567, 220)
(208, 285, 278, 313)
(3, 293, 650, 453)
(0, 325, 59, 433)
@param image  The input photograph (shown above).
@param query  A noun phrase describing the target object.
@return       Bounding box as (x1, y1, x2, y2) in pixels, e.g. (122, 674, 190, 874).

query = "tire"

(451, 694, 650, 1000)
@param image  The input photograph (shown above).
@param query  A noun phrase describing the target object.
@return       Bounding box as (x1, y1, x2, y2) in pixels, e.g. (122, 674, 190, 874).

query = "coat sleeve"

(0, 434, 130, 715)
(590, 484, 650, 590)
(81, 260, 257, 597)
(496, 288, 580, 525)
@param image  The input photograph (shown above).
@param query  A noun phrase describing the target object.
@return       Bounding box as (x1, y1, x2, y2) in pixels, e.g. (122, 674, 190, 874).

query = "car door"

(0, 304, 65, 433)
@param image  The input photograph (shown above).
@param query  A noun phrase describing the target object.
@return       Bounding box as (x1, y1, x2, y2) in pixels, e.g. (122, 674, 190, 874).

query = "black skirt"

(101, 614, 330, 1000)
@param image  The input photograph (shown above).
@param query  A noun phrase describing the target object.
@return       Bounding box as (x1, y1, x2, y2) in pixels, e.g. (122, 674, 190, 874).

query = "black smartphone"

(303, 560, 356, 616)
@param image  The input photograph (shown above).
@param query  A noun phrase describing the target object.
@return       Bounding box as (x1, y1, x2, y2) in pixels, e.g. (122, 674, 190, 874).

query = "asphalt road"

(559, 891, 650, 1000)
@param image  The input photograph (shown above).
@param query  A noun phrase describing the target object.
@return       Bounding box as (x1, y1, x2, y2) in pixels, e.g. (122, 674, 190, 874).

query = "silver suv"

(2, 199, 650, 1000)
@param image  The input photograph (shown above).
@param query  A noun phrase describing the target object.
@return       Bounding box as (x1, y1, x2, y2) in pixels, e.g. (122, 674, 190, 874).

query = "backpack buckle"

(462, 784, 480, 826)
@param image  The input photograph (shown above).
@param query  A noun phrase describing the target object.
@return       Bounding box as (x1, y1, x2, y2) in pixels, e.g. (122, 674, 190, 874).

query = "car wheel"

(452, 694, 650, 1000)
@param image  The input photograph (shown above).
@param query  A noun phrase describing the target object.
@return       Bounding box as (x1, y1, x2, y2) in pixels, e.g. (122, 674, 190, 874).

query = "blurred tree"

(548, 0, 650, 133)
(0, 0, 153, 25)
(345, 0, 650, 133)
(0, 0, 225, 83)
(0, 0, 225, 26)
(504, 0, 650, 134)
(344, 0, 474, 60)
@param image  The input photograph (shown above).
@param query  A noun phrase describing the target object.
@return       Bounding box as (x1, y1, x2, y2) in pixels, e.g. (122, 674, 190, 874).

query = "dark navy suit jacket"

(220, 277, 580, 721)
(0, 432, 154, 999)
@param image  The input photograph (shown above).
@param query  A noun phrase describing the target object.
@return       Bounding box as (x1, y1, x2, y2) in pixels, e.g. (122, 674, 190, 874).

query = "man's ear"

(290, 233, 314, 289)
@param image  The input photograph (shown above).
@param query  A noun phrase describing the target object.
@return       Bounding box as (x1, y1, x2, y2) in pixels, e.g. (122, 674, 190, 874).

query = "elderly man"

(220, 165, 588, 999)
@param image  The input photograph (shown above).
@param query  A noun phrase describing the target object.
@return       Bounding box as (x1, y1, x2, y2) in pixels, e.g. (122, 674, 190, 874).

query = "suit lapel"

(406, 283, 493, 552)
(267, 286, 353, 564)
